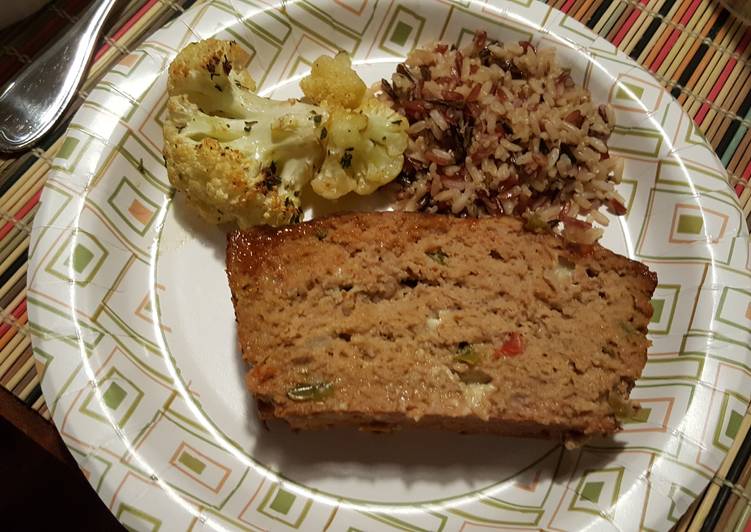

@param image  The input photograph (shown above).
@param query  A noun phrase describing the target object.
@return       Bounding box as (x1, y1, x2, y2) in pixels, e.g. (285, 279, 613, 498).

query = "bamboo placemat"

(0, 0, 188, 417)
(0, 0, 749, 530)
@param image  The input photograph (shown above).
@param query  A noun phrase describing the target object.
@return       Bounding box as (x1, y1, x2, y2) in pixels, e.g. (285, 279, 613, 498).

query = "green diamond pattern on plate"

(380, 6, 424, 56)
(390, 21, 412, 46)
(78, 368, 145, 428)
(677, 214, 704, 234)
(116, 504, 162, 532)
(270, 489, 296, 515)
(568, 466, 625, 518)
(649, 284, 681, 335)
(713, 391, 748, 452)
(57, 137, 80, 159)
(716, 287, 751, 335)
(725, 410, 742, 440)
(103, 381, 127, 410)
(257, 483, 313, 527)
(624, 407, 652, 424)
(46, 229, 108, 286)
(26, 1, 751, 531)
(70, 244, 94, 273)
(177, 451, 206, 475)
(580, 481, 604, 504)
(616, 82, 645, 100)
(650, 299, 665, 323)
(607, 124, 663, 157)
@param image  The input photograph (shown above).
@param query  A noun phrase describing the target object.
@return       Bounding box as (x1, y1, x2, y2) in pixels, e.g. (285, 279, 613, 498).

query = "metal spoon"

(0, 0, 119, 153)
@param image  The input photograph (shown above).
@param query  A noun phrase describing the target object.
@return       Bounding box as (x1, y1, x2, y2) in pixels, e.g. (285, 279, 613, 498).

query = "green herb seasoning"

(244, 120, 258, 132)
(340, 151, 353, 169)
(320, 127, 328, 140)
(426, 249, 448, 264)
(287, 382, 333, 401)
(455, 342, 480, 365)
(524, 214, 549, 233)
(262, 161, 281, 190)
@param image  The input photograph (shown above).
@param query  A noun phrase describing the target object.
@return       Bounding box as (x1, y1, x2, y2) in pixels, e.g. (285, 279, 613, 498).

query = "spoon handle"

(0, 0, 119, 153)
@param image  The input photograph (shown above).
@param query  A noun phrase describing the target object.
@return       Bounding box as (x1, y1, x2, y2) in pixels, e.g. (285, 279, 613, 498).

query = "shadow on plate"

(170, 193, 235, 261)
(244, 381, 622, 491)
(299, 184, 397, 219)
(170, 182, 397, 247)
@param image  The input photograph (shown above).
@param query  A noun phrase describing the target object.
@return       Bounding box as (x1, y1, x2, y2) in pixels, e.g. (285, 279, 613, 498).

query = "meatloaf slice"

(226, 212, 657, 443)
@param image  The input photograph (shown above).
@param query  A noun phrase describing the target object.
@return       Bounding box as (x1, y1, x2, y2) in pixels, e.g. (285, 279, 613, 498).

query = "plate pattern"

(28, 1, 751, 530)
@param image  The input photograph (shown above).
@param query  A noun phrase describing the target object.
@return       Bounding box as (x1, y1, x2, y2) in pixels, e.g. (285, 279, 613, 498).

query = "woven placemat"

(1, 1, 749, 530)
(0, 0, 186, 417)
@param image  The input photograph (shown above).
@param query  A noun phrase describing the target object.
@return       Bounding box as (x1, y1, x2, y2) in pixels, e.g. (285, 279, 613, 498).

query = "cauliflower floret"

(300, 51, 366, 109)
(311, 98, 409, 199)
(167, 39, 257, 116)
(163, 39, 327, 227)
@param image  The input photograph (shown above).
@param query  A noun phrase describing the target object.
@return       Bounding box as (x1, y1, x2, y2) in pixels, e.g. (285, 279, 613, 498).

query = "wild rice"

(382, 30, 625, 244)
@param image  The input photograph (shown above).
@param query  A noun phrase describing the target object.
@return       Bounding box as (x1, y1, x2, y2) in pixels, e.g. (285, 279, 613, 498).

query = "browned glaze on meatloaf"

(226, 212, 657, 443)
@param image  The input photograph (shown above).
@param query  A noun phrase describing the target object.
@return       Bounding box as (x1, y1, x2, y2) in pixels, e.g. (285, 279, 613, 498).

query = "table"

(1, 1, 749, 530)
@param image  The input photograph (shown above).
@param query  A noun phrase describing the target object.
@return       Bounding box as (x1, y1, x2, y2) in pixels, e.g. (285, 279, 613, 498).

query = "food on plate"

(383, 31, 625, 244)
(162, 34, 624, 240)
(226, 212, 657, 444)
(300, 51, 366, 109)
(166, 35, 656, 444)
(162, 40, 409, 227)
(301, 53, 409, 199)
(309, 99, 409, 199)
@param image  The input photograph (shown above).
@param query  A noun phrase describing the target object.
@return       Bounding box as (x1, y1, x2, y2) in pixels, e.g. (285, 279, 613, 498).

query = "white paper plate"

(28, 1, 751, 530)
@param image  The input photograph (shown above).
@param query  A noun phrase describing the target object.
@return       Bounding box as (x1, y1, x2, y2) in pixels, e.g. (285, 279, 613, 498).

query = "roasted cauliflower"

(163, 39, 409, 226)
(163, 39, 326, 227)
(300, 51, 409, 199)
(300, 51, 366, 109)
(311, 99, 408, 199)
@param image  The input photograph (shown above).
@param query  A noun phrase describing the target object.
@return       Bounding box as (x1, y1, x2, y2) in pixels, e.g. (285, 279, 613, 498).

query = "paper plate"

(28, 1, 751, 530)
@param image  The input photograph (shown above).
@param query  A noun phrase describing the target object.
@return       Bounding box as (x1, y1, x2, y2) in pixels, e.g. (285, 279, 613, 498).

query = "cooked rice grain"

(383, 31, 625, 244)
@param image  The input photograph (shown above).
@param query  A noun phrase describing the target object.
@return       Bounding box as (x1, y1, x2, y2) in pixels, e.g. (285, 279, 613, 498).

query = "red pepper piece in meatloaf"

(226, 212, 657, 443)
